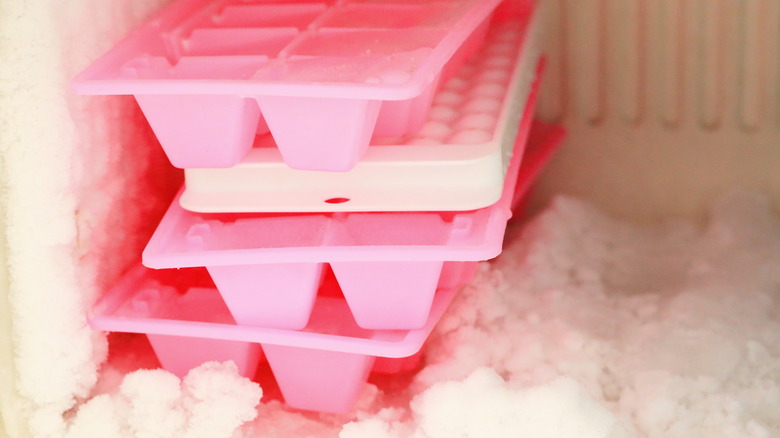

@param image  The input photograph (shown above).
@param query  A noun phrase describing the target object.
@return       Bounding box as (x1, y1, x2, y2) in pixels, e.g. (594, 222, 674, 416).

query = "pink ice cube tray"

(72, 0, 507, 171)
(142, 121, 565, 331)
(180, 14, 543, 213)
(90, 263, 465, 413)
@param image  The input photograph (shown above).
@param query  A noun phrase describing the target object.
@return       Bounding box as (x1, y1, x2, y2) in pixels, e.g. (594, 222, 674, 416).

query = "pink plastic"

(142, 118, 563, 331)
(72, 0, 503, 171)
(90, 266, 462, 413)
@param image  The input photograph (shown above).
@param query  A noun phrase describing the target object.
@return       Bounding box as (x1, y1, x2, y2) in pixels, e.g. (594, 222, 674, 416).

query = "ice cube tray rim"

(145, 190, 509, 265)
(71, 0, 504, 100)
(178, 17, 542, 213)
(89, 265, 458, 358)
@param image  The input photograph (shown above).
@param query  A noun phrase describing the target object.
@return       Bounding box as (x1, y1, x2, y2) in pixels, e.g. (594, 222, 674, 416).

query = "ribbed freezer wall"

(533, 0, 780, 219)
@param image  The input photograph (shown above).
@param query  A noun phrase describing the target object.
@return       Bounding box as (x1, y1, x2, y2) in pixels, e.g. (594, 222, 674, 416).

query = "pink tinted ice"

(72, 0, 503, 171)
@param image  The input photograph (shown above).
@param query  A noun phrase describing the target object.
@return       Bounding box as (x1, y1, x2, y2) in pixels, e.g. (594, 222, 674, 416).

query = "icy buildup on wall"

(0, 1, 177, 436)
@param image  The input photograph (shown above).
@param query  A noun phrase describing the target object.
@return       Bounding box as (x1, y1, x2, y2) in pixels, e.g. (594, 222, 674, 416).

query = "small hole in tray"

(325, 197, 350, 204)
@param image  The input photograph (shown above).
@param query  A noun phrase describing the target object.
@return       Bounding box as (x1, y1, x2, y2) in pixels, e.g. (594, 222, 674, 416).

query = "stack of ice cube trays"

(76, 0, 564, 413)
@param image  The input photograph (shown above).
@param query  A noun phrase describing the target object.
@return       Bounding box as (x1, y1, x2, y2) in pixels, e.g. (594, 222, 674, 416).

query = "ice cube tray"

(142, 121, 564, 331)
(90, 264, 463, 413)
(72, 0, 507, 171)
(180, 15, 542, 213)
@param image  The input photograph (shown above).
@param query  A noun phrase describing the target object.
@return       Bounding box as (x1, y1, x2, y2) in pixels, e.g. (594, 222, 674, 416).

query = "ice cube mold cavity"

(142, 121, 564, 331)
(72, 0, 504, 171)
(180, 13, 543, 213)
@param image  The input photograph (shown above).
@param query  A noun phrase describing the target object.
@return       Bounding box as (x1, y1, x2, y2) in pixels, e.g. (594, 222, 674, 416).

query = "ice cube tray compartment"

(73, 0, 505, 171)
(90, 265, 462, 413)
(142, 121, 565, 331)
(179, 15, 542, 213)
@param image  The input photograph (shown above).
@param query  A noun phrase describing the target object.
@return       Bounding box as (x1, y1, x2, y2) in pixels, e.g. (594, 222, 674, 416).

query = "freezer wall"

(0, 1, 177, 437)
(532, 0, 780, 220)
